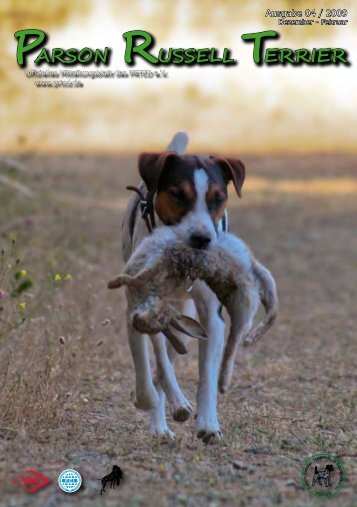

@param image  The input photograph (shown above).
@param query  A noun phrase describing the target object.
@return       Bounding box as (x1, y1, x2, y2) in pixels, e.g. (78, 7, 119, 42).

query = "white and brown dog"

(121, 132, 245, 443)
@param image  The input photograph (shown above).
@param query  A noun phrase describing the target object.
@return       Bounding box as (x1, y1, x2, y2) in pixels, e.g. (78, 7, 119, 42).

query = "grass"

(0, 152, 356, 506)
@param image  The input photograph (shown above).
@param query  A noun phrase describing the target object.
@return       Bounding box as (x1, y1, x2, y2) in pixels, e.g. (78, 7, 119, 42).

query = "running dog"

(120, 132, 245, 443)
(99, 465, 123, 495)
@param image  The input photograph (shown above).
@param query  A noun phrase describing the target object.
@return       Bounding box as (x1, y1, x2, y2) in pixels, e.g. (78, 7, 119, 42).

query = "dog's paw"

(166, 388, 192, 423)
(149, 426, 176, 440)
(196, 412, 222, 444)
(172, 404, 192, 423)
(131, 389, 159, 411)
(243, 336, 254, 347)
(218, 375, 230, 394)
(169, 396, 192, 423)
(219, 360, 234, 393)
(197, 429, 222, 444)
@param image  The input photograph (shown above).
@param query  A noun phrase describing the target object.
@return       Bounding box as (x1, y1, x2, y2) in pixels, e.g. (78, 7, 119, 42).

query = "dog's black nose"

(190, 232, 211, 249)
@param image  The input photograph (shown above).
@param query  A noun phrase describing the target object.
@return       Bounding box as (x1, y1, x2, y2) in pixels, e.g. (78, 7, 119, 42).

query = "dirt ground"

(0, 153, 356, 507)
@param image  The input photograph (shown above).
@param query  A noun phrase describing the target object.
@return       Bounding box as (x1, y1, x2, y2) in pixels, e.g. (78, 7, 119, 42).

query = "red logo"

(12, 470, 51, 492)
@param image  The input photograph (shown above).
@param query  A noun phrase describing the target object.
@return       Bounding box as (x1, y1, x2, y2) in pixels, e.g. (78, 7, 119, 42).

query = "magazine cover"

(1, 1, 356, 505)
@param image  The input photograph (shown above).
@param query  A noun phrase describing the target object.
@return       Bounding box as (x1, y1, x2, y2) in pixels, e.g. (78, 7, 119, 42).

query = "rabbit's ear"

(170, 314, 207, 340)
(108, 274, 135, 289)
(164, 326, 189, 355)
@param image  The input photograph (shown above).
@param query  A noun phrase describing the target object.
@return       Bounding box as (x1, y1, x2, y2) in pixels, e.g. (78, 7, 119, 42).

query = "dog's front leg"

(127, 320, 159, 410)
(193, 281, 225, 443)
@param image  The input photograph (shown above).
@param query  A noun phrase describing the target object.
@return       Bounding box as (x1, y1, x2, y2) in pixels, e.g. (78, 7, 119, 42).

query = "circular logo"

(301, 453, 346, 497)
(58, 469, 82, 493)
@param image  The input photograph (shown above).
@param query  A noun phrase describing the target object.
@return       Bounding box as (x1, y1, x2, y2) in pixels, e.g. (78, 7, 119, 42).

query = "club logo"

(12, 470, 51, 493)
(301, 453, 346, 497)
(99, 465, 124, 495)
(58, 469, 82, 493)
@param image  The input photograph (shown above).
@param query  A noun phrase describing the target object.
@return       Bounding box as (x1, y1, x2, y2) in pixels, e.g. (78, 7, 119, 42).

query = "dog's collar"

(126, 185, 156, 233)
(221, 209, 229, 233)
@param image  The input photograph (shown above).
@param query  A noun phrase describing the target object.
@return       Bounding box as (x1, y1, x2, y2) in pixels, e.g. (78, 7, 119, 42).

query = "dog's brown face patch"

(155, 156, 198, 225)
(155, 181, 196, 225)
(206, 182, 228, 227)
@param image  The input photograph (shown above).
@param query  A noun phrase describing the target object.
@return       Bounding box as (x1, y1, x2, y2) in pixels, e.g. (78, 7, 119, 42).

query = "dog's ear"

(212, 156, 245, 197)
(138, 151, 179, 192)
(170, 313, 207, 340)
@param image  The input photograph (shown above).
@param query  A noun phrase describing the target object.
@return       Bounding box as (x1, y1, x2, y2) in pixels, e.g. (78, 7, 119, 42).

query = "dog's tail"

(167, 131, 189, 154)
(243, 261, 278, 347)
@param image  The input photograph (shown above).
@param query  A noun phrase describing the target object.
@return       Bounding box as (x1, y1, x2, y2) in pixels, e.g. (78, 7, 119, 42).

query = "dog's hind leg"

(151, 330, 192, 423)
(166, 299, 196, 421)
(127, 320, 159, 410)
(148, 380, 175, 439)
(193, 281, 225, 443)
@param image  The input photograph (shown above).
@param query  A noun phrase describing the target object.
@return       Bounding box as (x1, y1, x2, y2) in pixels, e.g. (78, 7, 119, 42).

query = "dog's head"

(138, 152, 245, 249)
(112, 465, 123, 476)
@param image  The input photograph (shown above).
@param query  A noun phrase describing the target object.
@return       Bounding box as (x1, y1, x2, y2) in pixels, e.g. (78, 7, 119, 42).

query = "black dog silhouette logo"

(99, 465, 123, 495)
(301, 454, 345, 498)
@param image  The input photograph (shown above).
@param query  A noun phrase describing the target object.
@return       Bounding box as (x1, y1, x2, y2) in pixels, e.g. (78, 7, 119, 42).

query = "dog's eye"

(213, 192, 225, 205)
(207, 191, 226, 210)
(168, 187, 185, 201)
